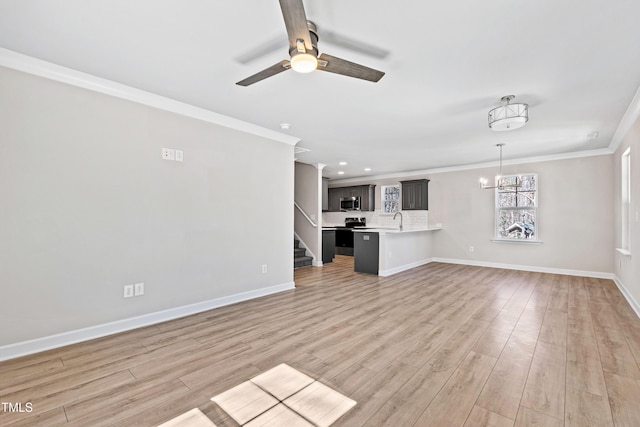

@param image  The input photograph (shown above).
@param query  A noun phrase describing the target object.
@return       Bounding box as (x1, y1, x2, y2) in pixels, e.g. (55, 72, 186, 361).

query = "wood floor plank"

(463, 405, 514, 427)
(64, 378, 191, 426)
(514, 406, 562, 427)
(604, 372, 640, 427)
(565, 386, 614, 427)
(0, 406, 68, 427)
(537, 309, 567, 347)
(475, 340, 535, 420)
(594, 325, 640, 379)
(566, 332, 607, 395)
(413, 351, 497, 427)
(520, 343, 565, 419)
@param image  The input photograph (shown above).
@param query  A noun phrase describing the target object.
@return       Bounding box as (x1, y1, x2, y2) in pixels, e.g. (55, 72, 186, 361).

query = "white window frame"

(618, 147, 632, 256)
(492, 173, 541, 243)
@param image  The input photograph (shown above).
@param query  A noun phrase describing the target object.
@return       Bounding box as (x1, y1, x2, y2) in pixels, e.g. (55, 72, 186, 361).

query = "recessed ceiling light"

(339, 161, 347, 166)
(364, 168, 371, 171)
(280, 123, 291, 130)
(338, 171, 345, 175)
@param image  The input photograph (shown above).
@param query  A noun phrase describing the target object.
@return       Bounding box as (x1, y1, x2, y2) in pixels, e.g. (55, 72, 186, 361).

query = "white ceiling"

(1, 0, 640, 179)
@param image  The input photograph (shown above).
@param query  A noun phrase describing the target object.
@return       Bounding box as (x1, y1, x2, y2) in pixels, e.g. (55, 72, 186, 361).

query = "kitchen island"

(353, 227, 442, 276)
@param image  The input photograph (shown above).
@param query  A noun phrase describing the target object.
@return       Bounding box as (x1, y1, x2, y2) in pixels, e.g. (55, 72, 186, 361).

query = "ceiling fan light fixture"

(290, 52, 318, 73)
(488, 95, 529, 131)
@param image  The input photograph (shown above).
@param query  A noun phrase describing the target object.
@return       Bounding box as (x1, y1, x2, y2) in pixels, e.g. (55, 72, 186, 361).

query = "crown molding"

(329, 147, 613, 184)
(0, 48, 300, 146)
(609, 81, 640, 153)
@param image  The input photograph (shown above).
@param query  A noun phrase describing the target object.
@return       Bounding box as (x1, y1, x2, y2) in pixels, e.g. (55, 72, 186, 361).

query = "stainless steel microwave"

(340, 196, 361, 211)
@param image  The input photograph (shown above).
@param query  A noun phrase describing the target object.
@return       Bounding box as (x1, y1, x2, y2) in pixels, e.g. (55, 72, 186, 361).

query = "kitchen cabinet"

(327, 187, 344, 212)
(354, 232, 379, 274)
(322, 229, 336, 263)
(401, 179, 429, 210)
(327, 185, 376, 211)
(360, 185, 375, 212)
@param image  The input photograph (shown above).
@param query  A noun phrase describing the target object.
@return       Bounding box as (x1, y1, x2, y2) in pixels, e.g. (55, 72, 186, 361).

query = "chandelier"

(480, 144, 522, 190)
(488, 95, 528, 131)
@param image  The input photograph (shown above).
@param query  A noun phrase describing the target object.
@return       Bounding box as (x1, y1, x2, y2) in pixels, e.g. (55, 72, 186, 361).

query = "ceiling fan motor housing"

(289, 20, 319, 57)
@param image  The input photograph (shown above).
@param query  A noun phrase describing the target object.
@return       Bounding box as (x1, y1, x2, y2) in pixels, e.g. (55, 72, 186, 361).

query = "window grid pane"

(382, 185, 400, 214)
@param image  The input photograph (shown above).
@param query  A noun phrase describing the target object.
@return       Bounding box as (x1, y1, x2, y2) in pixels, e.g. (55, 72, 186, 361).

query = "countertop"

(322, 225, 442, 234)
(352, 227, 442, 234)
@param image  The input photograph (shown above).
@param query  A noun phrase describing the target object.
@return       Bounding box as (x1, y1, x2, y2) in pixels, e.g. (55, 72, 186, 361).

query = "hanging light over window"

(480, 144, 522, 190)
(488, 95, 528, 131)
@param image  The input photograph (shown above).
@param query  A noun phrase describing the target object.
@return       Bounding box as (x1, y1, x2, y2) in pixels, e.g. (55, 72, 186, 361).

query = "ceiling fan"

(236, 0, 385, 86)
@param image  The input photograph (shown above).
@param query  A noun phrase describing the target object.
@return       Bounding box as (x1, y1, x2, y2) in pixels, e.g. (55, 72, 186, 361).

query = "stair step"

(294, 248, 306, 257)
(294, 239, 300, 248)
(294, 256, 313, 268)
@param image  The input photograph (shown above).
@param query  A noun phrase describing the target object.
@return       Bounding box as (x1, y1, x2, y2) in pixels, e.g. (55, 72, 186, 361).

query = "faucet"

(393, 212, 403, 230)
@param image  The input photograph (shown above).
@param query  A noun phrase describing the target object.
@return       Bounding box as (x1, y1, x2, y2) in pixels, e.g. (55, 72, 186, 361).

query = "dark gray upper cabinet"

(327, 185, 376, 211)
(401, 179, 429, 210)
(327, 187, 344, 212)
(359, 185, 375, 211)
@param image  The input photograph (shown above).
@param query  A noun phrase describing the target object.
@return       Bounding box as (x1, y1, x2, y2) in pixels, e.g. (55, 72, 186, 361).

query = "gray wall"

(332, 154, 614, 274)
(614, 114, 640, 308)
(0, 66, 294, 346)
(430, 155, 614, 273)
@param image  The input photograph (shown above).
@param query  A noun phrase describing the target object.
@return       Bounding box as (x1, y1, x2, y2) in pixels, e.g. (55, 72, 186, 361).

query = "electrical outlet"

(134, 282, 144, 296)
(162, 147, 175, 160)
(469, 246, 475, 252)
(262, 264, 268, 274)
(175, 149, 184, 162)
(123, 284, 134, 298)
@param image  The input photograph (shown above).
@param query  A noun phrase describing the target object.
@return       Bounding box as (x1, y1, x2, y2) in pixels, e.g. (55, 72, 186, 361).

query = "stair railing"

(294, 202, 317, 228)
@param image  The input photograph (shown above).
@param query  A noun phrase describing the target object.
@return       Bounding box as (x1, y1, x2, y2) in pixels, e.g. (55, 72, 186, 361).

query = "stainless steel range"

(335, 217, 366, 256)
(345, 217, 366, 228)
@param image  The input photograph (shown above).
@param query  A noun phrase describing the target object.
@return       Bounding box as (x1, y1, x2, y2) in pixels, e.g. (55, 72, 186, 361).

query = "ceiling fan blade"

(321, 31, 390, 59)
(317, 53, 385, 82)
(235, 35, 287, 64)
(236, 60, 291, 86)
(279, 0, 313, 51)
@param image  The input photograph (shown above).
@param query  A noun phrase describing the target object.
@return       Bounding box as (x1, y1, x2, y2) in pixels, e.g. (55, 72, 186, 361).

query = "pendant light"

(480, 144, 522, 190)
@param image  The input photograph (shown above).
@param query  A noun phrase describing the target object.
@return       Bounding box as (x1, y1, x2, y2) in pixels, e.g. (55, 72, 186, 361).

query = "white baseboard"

(379, 258, 434, 277)
(613, 275, 640, 319)
(432, 258, 615, 279)
(0, 282, 295, 362)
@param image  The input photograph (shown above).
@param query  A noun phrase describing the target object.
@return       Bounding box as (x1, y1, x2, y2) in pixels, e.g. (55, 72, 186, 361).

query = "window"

(381, 185, 400, 214)
(495, 174, 537, 240)
(621, 147, 631, 252)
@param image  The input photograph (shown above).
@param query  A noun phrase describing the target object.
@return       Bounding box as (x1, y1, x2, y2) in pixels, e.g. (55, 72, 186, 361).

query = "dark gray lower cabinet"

(354, 232, 379, 274)
(322, 230, 336, 264)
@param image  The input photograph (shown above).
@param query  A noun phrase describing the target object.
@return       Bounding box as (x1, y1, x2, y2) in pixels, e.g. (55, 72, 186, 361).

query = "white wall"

(294, 162, 320, 261)
(331, 154, 614, 275)
(614, 114, 640, 312)
(0, 66, 294, 351)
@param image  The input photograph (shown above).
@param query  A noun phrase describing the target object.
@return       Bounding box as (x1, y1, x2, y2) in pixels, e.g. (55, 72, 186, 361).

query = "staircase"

(294, 239, 313, 268)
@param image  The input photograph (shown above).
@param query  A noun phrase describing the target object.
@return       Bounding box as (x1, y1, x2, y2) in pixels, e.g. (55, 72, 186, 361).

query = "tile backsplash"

(323, 209, 429, 229)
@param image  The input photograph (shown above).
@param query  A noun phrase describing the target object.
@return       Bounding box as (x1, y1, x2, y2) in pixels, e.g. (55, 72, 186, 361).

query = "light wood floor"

(2, 257, 640, 426)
